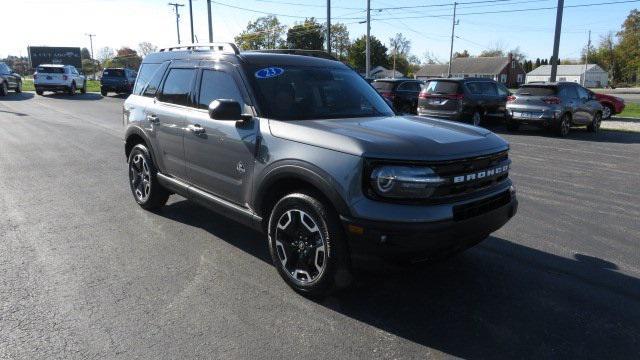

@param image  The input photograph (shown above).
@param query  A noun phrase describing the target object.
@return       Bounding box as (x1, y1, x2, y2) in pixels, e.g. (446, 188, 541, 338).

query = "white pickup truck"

(34, 64, 86, 95)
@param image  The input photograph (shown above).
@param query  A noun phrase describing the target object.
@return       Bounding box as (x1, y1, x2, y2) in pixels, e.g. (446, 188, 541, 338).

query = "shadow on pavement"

(157, 199, 640, 359)
(0, 92, 34, 101)
(37, 92, 104, 101)
(488, 123, 640, 144)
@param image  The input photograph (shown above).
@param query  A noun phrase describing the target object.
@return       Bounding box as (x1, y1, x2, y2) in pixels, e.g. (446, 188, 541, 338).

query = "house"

(369, 66, 404, 79)
(415, 54, 527, 88)
(525, 64, 608, 88)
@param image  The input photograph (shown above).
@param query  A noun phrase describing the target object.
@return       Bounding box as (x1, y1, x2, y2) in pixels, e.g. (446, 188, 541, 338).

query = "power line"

(373, 0, 536, 11)
(371, 0, 640, 20)
(209, 0, 364, 20)
(252, 0, 363, 10)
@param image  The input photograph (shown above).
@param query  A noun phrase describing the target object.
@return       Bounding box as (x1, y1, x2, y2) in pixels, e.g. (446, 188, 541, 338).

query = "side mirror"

(209, 99, 242, 120)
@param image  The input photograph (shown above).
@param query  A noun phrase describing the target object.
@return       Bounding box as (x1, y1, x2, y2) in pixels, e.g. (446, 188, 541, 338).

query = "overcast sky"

(2, 0, 637, 63)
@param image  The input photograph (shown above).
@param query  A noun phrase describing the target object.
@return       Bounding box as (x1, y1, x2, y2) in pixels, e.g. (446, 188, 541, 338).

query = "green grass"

(618, 103, 640, 118)
(21, 79, 101, 93)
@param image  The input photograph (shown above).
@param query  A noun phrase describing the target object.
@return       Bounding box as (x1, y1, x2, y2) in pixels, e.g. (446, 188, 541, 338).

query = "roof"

(526, 64, 604, 76)
(416, 56, 510, 77)
(37, 64, 66, 67)
(373, 78, 422, 83)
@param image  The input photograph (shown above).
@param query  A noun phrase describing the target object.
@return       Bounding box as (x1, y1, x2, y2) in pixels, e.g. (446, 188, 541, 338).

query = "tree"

(406, 55, 422, 78)
(347, 35, 388, 72)
(422, 51, 442, 64)
(104, 47, 142, 70)
(81, 47, 91, 60)
(592, 32, 620, 82)
(615, 9, 640, 84)
(479, 49, 504, 57)
(97, 47, 115, 63)
(509, 47, 526, 62)
(138, 42, 158, 57)
(330, 23, 350, 60)
(286, 18, 324, 50)
(235, 15, 286, 50)
(389, 33, 411, 56)
(535, 58, 541, 68)
(453, 50, 470, 58)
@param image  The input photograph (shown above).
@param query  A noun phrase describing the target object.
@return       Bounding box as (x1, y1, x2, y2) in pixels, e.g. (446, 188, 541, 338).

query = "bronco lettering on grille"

(453, 164, 509, 184)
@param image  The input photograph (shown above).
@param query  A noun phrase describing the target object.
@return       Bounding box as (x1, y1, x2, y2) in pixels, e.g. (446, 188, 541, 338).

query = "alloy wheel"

(592, 113, 602, 132)
(274, 209, 327, 285)
(561, 116, 570, 136)
(602, 106, 611, 119)
(129, 154, 151, 202)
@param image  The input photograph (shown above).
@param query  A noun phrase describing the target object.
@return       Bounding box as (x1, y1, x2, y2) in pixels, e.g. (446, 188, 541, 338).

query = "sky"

(2, 0, 638, 63)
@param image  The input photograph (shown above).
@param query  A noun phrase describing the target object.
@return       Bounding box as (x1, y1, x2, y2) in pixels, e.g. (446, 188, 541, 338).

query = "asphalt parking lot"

(1, 92, 639, 359)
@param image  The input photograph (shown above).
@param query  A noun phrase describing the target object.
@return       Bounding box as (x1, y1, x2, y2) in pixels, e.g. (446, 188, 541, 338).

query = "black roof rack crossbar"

(247, 49, 337, 61)
(159, 42, 240, 54)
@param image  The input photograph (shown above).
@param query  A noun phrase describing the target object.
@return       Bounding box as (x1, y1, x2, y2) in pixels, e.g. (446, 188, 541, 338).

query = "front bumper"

(341, 187, 517, 261)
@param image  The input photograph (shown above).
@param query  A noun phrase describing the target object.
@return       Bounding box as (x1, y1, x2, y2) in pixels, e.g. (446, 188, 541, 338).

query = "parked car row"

(0, 62, 23, 95)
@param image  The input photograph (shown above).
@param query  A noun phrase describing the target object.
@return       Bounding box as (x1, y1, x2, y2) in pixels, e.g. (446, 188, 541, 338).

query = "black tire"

(68, 82, 76, 95)
(81, 81, 87, 94)
(506, 120, 520, 131)
(602, 104, 613, 120)
(553, 113, 571, 137)
(587, 112, 602, 133)
(127, 144, 170, 210)
(471, 109, 483, 127)
(36, 88, 44, 96)
(15, 81, 22, 93)
(0, 82, 7, 96)
(268, 192, 352, 297)
(101, 88, 108, 96)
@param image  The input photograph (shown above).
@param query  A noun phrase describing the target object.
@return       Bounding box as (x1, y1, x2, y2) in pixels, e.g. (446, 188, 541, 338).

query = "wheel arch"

(254, 162, 351, 226)
(124, 126, 154, 161)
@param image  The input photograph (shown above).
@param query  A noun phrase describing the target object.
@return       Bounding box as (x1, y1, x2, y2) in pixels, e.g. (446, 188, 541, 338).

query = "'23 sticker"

(255, 67, 284, 79)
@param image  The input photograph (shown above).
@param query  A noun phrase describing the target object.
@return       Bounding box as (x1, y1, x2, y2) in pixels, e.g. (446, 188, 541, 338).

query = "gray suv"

(123, 43, 518, 296)
(506, 82, 603, 136)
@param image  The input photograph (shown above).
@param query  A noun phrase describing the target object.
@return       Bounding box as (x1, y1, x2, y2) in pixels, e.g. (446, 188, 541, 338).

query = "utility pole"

(550, 0, 564, 82)
(188, 0, 195, 43)
(447, 2, 458, 78)
(169, 3, 184, 44)
(366, 0, 370, 78)
(207, 0, 213, 43)
(582, 30, 591, 86)
(85, 33, 95, 79)
(326, 0, 331, 55)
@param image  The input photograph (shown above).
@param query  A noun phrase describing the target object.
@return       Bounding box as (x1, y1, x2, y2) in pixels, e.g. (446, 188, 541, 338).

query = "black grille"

(431, 151, 509, 199)
(453, 190, 511, 221)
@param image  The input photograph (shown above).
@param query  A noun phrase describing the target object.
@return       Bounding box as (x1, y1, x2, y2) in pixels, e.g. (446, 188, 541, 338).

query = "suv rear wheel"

(81, 80, 87, 94)
(554, 113, 571, 137)
(268, 193, 351, 297)
(68, 82, 76, 95)
(127, 144, 170, 210)
(15, 81, 22, 93)
(587, 112, 602, 133)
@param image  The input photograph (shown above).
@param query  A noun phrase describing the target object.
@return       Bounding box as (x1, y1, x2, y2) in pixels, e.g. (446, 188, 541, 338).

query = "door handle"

(187, 124, 206, 135)
(146, 114, 159, 123)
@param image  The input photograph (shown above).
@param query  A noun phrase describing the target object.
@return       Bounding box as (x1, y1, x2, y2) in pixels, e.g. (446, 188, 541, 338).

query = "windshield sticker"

(255, 67, 284, 79)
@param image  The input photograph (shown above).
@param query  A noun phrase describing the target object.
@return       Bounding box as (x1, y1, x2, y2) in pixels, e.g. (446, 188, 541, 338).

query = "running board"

(157, 173, 263, 232)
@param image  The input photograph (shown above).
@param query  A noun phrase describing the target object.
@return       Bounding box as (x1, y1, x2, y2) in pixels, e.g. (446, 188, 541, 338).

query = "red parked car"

(593, 92, 625, 119)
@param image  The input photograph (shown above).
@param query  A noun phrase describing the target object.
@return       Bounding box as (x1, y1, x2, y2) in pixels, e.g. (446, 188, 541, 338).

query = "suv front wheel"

(128, 144, 170, 210)
(268, 193, 351, 297)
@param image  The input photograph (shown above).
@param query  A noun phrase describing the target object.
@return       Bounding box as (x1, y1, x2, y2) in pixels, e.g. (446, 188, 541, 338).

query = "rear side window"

(133, 63, 160, 95)
(479, 82, 498, 96)
(372, 81, 395, 91)
(466, 82, 482, 95)
(158, 68, 196, 106)
(559, 86, 578, 99)
(424, 81, 459, 94)
(37, 66, 65, 74)
(516, 86, 557, 96)
(198, 70, 244, 110)
(103, 69, 125, 77)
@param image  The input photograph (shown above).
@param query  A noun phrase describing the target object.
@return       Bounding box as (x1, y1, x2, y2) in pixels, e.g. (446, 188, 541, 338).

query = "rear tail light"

(63, 75, 68, 81)
(507, 95, 516, 102)
(543, 96, 560, 104)
(380, 91, 395, 100)
(419, 92, 429, 99)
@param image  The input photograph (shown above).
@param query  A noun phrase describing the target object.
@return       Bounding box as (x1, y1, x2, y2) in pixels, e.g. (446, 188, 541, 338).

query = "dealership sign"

(28, 46, 82, 68)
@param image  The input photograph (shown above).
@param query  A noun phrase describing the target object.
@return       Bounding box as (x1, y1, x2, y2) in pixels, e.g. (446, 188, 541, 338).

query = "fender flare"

(124, 126, 159, 164)
(253, 160, 351, 218)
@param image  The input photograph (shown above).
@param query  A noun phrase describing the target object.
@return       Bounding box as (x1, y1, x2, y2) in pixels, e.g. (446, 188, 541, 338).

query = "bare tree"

(137, 42, 158, 57)
(97, 47, 115, 63)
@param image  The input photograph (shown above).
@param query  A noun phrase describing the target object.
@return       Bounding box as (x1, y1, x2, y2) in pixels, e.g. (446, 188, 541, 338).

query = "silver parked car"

(506, 82, 603, 137)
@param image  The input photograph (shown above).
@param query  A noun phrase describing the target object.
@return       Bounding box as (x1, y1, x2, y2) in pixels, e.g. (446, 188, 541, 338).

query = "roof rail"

(159, 42, 240, 54)
(248, 49, 337, 61)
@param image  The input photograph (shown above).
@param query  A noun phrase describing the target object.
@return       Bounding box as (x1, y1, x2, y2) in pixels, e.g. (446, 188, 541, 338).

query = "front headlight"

(369, 165, 446, 199)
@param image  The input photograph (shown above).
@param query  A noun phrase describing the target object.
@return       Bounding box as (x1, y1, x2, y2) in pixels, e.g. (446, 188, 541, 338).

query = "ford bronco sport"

(123, 43, 518, 296)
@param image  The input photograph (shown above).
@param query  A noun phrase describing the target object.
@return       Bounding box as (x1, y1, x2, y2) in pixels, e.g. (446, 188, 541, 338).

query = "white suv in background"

(34, 64, 86, 95)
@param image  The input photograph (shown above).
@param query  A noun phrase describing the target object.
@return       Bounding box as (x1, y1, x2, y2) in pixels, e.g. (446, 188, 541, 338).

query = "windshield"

(424, 80, 459, 95)
(372, 81, 396, 91)
(246, 65, 394, 120)
(516, 86, 557, 96)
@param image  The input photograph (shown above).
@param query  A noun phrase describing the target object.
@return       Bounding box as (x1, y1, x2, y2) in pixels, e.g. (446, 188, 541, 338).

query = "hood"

(268, 115, 509, 161)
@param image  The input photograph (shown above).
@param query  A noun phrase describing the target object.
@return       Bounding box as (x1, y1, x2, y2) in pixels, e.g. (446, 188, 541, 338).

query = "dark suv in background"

(101, 68, 137, 96)
(0, 62, 22, 96)
(372, 78, 424, 114)
(506, 82, 603, 136)
(418, 78, 510, 126)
